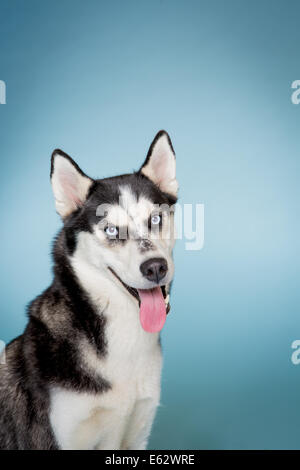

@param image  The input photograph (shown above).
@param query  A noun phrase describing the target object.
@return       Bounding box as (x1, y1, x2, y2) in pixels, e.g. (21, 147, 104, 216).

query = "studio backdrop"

(0, 0, 299, 449)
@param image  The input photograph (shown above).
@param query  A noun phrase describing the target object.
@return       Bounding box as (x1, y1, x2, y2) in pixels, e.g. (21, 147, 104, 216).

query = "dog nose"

(140, 258, 168, 284)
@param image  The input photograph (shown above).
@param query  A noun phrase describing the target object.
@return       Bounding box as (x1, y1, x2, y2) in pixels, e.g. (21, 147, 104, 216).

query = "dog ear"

(140, 130, 178, 197)
(50, 150, 93, 218)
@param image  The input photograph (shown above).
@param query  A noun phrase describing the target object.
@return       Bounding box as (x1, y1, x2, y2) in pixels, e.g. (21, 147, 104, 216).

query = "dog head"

(51, 131, 178, 332)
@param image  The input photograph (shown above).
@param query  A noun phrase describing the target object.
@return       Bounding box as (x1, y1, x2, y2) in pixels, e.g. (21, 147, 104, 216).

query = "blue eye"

(105, 225, 118, 237)
(151, 214, 161, 225)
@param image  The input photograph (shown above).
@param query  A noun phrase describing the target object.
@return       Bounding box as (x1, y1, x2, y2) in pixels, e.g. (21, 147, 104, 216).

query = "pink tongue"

(137, 287, 166, 333)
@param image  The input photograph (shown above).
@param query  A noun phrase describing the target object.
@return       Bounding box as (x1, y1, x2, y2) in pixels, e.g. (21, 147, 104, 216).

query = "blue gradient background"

(0, 0, 300, 449)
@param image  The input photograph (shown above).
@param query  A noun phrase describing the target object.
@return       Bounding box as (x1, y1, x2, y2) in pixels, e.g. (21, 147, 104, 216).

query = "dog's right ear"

(50, 150, 94, 218)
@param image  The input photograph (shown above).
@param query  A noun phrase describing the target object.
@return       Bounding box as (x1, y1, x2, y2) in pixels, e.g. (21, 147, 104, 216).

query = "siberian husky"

(0, 130, 178, 450)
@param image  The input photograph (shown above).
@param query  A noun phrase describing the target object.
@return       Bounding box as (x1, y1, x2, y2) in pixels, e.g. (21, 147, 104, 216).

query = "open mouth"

(108, 267, 170, 333)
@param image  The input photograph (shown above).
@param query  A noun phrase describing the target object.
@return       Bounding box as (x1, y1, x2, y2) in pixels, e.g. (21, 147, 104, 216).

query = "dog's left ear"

(50, 150, 94, 218)
(140, 130, 178, 197)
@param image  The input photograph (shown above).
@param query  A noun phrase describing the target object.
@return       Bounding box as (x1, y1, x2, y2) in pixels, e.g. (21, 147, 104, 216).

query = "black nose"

(140, 257, 168, 284)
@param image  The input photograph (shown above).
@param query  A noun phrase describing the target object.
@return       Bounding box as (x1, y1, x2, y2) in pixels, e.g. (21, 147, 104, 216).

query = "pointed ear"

(50, 150, 93, 218)
(140, 130, 178, 197)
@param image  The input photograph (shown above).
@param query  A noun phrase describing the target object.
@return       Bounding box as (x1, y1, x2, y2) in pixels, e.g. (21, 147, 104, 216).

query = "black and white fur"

(0, 131, 178, 450)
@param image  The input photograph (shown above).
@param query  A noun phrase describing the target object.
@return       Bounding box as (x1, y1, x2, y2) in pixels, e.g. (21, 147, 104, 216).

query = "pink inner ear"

(155, 158, 167, 182)
(60, 171, 82, 207)
(153, 152, 172, 186)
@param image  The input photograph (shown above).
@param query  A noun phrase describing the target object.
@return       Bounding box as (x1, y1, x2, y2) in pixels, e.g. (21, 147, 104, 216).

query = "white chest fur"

(49, 282, 163, 450)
